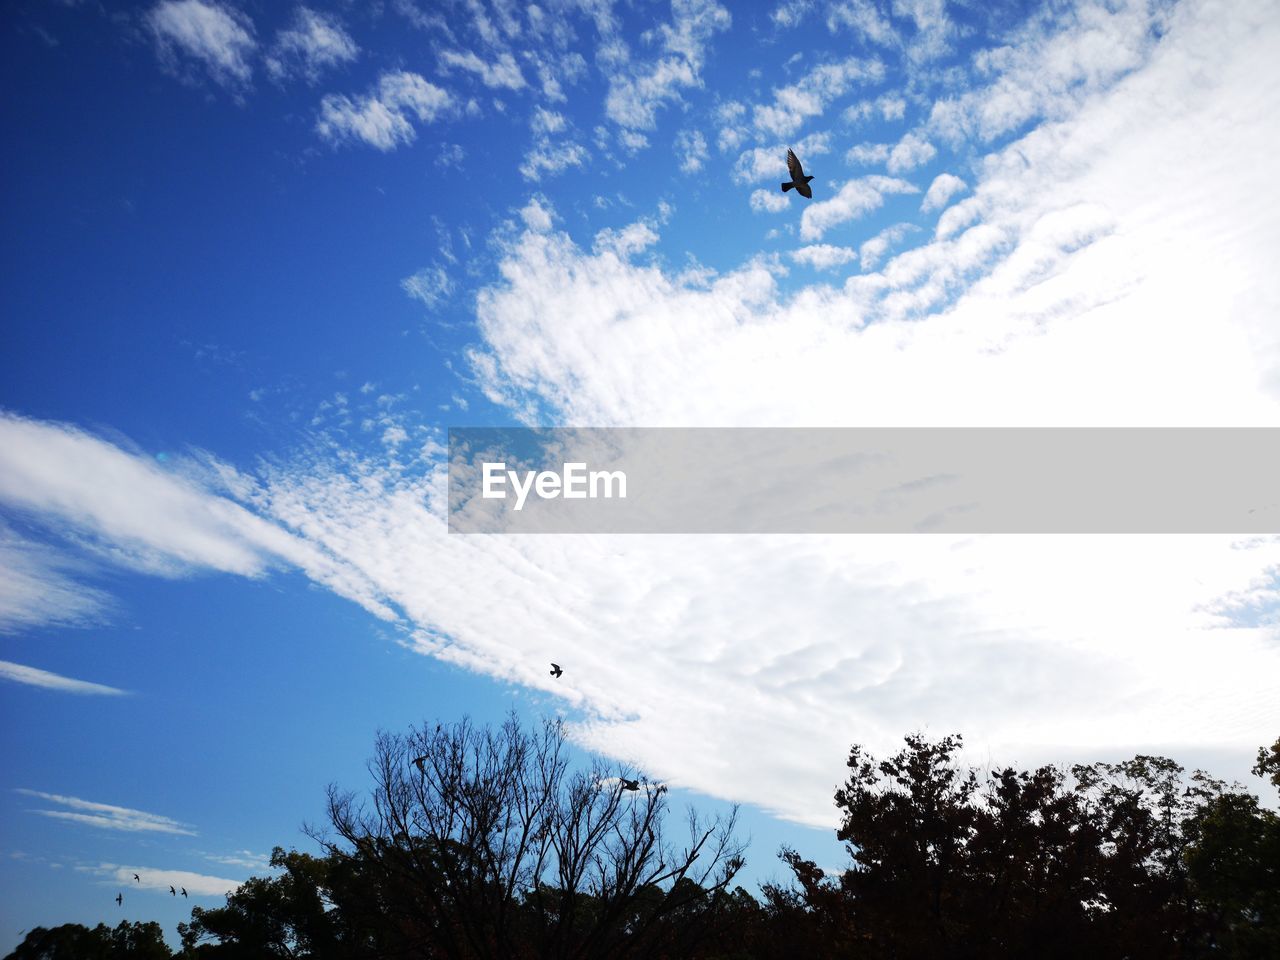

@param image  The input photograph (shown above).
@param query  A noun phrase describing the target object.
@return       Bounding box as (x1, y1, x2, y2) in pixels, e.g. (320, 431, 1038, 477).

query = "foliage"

(11, 727, 1279, 960)
(6, 921, 170, 960)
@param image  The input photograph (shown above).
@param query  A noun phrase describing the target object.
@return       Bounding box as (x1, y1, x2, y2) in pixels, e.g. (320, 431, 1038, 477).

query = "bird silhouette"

(550, 663, 563, 678)
(181, 887, 188, 898)
(412, 755, 427, 773)
(115, 893, 123, 906)
(133, 873, 140, 882)
(620, 778, 640, 792)
(169, 885, 176, 896)
(781, 148, 814, 199)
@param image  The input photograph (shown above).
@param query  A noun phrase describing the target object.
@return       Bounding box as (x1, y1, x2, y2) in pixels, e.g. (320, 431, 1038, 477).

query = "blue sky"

(3, 0, 1280, 950)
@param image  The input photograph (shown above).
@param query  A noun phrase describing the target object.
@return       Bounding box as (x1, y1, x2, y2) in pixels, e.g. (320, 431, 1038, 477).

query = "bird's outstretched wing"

(786, 148, 805, 181)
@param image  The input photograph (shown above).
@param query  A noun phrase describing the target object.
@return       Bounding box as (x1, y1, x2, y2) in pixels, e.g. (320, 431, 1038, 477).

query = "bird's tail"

(781, 181, 793, 192)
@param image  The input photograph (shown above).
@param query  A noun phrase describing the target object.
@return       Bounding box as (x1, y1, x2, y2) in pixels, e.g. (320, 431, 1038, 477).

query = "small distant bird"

(550, 663, 563, 678)
(116, 893, 123, 906)
(169, 885, 176, 896)
(133, 873, 140, 882)
(781, 148, 815, 199)
(181, 887, 188, 898)
(412, 755, 428, 773)
(620, 778, 640, 792)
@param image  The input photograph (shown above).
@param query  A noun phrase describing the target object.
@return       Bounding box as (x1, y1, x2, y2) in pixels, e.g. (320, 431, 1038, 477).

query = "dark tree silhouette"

(19, 729, 1279, 960)
(6, 921, 170, 959)
(273, 712, 745, 959)
(764, 731, 1280, 960)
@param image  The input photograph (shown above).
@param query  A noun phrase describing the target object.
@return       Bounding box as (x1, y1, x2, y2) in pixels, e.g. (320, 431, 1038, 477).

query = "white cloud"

(435, 142, 466, 167)
(617, 129, 649, 153)
(858, 221, 916, 269)
(826, 0, 896, 45)
(0, 661, 127, 696)
(145, 0, 256, 90)
(0, 525, 113, 631)
(520, 197, 555, 232)
(401, 266, 454, 310)
(751, 57, 885, 138)
(716, 100, 748, 152)
(846, 141, 890, 165)
(886, 131, 936, 173)
(733, 131, 831, 184)
(19, 791, 196, 835)
(593, 220, 661, 258)
(750, 189, 791, 213)
(604, 0, 731, 130)
(771, 0, 815, 28)
(926, 0, 1168, 148)
(799, 175, 917, 241)
(0, 412, 396, 621)
(439, 49, 525, 90)
(519, 140, 588, 181)
(83, 862, 241, 897)
(265, 6, 357, 84)
(205, 849, 271, 871)
(675, 128, 709, 172)
(531, 107, 566, 135)
(317, 71, 452, 151)
(921, 172, 967, 212)
(790, 243, 859, 269)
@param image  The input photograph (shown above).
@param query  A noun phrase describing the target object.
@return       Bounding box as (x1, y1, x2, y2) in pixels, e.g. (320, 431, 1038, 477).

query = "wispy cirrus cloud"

(145, 0, 256, 92)
(0, 524, 113, 632)
(438, 49, 525, 90)
(317, 71, 453, 151)
(19, 791, 196, 836)
(603, 0, 731, 131)
(0, 661, 127, 696)
(265, 6, 358, 84)
(81, 862, 240, 896)
(204, 849, 271, 871)
(0, 411, 397, 621)
(751, 57, 885, 138)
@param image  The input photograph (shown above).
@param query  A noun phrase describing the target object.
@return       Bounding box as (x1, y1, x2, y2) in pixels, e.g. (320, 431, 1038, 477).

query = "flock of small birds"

(115, 874, 185, 907)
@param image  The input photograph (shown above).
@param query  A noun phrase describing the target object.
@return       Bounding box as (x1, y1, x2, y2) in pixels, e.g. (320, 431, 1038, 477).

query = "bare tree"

(309, 713, 743, 960)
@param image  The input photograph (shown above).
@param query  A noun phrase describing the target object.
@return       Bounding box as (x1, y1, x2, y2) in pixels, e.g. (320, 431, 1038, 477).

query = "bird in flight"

(620, 778, 640, 792)
(412, 755, 427, 774)
(181, 887, 188, 898)
(133, 873, 140, 882)
(115, 893, 123, 906)
(169, 885, 176, 896)
(549, 663, 563, 678)
(781, 148, 815, 199)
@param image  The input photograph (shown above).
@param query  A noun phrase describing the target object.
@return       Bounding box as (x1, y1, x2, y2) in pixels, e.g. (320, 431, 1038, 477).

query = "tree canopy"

(9, 726, 1278, 959)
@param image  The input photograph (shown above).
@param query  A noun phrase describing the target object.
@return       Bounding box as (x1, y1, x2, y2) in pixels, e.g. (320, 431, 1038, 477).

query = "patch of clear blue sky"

(0, 0, 1038, 949)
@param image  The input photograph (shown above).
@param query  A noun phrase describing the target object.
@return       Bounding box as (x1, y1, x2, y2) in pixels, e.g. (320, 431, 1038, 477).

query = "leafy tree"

(6, 921, 171, 960)
(769, 732, 1280, 959)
